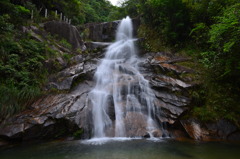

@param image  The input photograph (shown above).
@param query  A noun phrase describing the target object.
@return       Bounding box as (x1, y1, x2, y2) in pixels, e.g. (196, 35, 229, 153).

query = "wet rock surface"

(0, 81, 94, 141)
(181, 119, 240, 141)
(46, 52, 102, 91)
(138, 52, 193, 125)
(0, 21, 239, 142)
(0, 51, 195, 141)
(0, 50, 239, 141)
(78, 18, 140, 42)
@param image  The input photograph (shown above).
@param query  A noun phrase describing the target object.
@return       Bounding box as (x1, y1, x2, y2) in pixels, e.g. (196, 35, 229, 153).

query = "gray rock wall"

(78, 18, 140, 42)
(44, 21, 86, 51)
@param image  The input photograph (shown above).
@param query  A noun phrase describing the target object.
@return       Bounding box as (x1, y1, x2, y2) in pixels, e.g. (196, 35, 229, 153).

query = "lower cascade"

(90, 16, 162, 138)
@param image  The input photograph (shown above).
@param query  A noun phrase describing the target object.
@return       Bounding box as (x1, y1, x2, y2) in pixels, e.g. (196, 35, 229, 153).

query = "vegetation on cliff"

(0, 0, 115, 120)
(0, 0, 240, 126)
(113, 0, 240, 124)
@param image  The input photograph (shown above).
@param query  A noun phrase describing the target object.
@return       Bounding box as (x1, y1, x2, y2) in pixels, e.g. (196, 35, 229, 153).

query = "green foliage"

(191, 3, 240, 124)
(2, 0, 115, 25)
(73, 128, 84, 139)
(138, 25, 167, 52)
(0, 0, 30, 26)
(0, 85, 41, 119)
(82, 0, 114, 23)
(59, 39, 72, 50)
(1, 0, 239, 125)
(112, 0, 142, 19)
(191, 82, 240, 124)
(190, 23, 209, 48)
(0, 15, 54, 119)
(142, 0, 190, 46)
(206, 3, 240, 82)
(113, 0, 191, 47)
(0, 15, 14, 33)
(0, 0, 116, 120)
(27, 0, 114, 24)
(62, 53, 73, 62)
(122, 0, 240, 123)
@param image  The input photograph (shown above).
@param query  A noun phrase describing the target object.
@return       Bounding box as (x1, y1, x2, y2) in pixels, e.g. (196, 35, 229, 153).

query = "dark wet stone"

(228, 131, 240, 141)
(143, 133, 150, 138)
(180, 119, 240, 141)
(0, 23, 223, 142)
(206, 119, 238, 139)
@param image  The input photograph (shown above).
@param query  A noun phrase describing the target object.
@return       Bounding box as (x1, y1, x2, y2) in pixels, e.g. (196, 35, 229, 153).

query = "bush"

(141, 0, 190, 46)
(0, 26, 52, 120)
(206, 3, 240, 83)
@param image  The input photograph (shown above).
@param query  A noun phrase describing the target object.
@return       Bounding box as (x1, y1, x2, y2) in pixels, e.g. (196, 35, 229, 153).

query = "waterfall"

(90, 16, 160, 138)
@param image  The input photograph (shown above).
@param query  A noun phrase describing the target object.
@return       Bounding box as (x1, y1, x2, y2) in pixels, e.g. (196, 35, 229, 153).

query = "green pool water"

(0, 138, 239, 159)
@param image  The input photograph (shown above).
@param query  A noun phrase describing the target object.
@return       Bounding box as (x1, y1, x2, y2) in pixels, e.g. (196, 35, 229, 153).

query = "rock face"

(44, 21, 86, 51)
(78, 18, 140, 42)
(0, 53, 98, 140)
(0, 49, 239, 141)
(0, 83, 93, 140)
(45, 53, 102, 91)
(181, 119, 240, 141)
(0, 20, 239, 142)
(138, 52, 193, 125)
(0, 51, 195, 140)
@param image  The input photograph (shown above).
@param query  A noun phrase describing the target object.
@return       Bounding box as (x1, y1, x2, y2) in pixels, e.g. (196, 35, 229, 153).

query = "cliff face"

(77, 18, 140, 42)
(0, 20, 239, 142)
(44, 21, 86, 51)
(0, 51, 194, 140)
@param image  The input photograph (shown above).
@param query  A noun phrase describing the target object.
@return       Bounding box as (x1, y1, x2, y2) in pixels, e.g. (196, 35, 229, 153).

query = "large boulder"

(180, 119, 240, 141)
(44, 21, 86, 51)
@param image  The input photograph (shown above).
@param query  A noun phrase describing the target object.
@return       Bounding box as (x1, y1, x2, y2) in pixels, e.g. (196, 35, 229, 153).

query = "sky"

(108, 0, 121, 6)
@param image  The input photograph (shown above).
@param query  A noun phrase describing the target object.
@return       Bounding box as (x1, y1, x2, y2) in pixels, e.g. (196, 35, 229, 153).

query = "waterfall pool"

(0, 139, 239, 159)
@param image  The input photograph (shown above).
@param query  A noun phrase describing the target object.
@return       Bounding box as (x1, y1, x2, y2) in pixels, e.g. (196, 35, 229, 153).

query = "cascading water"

(90, 16, 160, 138)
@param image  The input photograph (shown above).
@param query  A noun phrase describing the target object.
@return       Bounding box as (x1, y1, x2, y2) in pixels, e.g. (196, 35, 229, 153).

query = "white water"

(90, 16, 159, 138)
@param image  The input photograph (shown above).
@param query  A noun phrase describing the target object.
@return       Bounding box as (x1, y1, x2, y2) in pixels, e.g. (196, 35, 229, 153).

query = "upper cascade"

(90, 16, 162, 138)
(116, 16, 133, 41)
